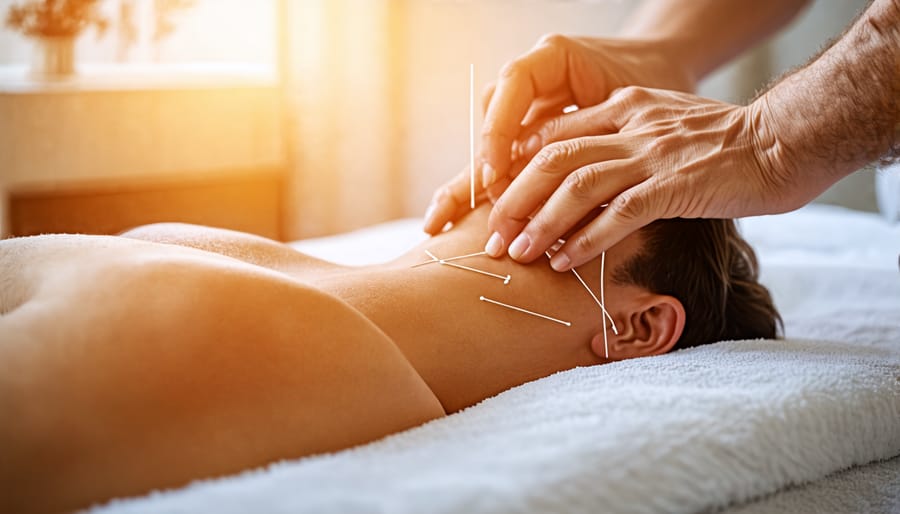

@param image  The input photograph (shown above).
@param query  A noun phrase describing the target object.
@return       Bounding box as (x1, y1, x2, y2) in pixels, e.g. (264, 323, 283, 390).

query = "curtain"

(281, 0, 407, 239)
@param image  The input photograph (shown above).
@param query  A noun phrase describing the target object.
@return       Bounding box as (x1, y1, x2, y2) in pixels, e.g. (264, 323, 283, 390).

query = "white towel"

(93, 335, 900, 514)
(728, 455, 900, 514)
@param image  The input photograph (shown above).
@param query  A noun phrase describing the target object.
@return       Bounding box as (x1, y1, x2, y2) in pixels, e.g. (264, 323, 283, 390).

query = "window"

(0, 0, 276, 74)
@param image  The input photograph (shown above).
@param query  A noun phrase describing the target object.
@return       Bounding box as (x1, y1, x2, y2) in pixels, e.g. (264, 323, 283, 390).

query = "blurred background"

(0, 0, 874, 241)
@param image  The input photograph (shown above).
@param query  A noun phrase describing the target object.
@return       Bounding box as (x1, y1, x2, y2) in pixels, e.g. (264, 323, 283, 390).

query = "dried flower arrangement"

(153, 0, 194, 43)
(5, 0, 108, 39)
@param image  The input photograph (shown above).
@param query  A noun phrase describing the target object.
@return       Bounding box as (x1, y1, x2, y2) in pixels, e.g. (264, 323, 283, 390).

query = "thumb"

(481, 82, 496, 116)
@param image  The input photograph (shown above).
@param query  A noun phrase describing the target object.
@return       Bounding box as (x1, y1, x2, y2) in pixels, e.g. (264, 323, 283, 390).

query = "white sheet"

(91, 205, 900, 514)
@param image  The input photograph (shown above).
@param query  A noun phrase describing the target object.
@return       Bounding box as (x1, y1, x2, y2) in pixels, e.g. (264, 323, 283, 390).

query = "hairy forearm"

(755, 0, 900, 201)
(621, 0, 810, 80)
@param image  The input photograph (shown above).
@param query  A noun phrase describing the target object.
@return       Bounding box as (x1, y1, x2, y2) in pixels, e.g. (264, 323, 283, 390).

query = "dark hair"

(614, 218, 782, 349)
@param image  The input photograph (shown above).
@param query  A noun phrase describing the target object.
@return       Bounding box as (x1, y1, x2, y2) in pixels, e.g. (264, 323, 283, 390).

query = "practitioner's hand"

(480, 35, 696, 189)
(484, 86, 802, 271)
(424, 35, 695, 234)
(423, 160, 501, 235)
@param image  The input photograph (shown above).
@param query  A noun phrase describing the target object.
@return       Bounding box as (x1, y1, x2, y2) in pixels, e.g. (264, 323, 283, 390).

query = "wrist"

(766, 0, 900, 168)
(614, 34, 707, 87)
(749, 0, 900, 208)
(654, 34, 719, 82)
(744, 97, 807, 211)
(596, 36, 701, 93)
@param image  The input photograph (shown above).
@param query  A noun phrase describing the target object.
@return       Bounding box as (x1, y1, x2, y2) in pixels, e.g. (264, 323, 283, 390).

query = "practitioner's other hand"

(424, 35, 695, 234)
(479, 35, 696, 192)
(423, 157, 526, 235)
(484, 87, 802, 271)
(423, 161, 496, 235)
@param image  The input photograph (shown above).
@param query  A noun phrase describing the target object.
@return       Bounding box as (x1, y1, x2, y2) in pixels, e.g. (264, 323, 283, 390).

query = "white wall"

(282, 0, 403, 239)
(401, 0, 633, 217)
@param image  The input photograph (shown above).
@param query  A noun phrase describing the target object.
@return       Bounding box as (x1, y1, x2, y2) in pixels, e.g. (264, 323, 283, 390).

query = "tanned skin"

(758, 0, 900, 188)
(0, 204, 680, 513)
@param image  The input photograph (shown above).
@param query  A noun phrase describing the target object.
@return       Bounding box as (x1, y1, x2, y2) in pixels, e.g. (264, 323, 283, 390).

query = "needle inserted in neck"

(410, 250, 486, 268)
(601, 251, 609, 359)
(423, 250, 510, 284)
(545, 250, 617, 333)
(480, 296, 570, 326)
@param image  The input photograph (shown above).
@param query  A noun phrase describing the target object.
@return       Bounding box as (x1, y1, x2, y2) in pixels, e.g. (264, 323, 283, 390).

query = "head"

(592, 218, 781, 360)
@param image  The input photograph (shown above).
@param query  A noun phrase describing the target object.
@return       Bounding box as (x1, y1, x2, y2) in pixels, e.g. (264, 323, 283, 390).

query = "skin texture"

(0, 204, 682, 513)
(424, 0, 900, 271)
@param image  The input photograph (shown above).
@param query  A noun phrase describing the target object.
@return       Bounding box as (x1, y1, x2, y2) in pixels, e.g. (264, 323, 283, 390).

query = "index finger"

(423, 163, 489, 235)
(481, 43, 567, 185)
(555, 181, 658, 270)
(487, 136, 630, 257)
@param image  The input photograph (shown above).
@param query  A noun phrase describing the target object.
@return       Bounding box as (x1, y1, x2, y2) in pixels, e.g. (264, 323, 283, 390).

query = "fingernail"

(508, 233, 531, 260)
(550, 251, 571, 271)
(482, 162, 496, 189)
(485, 232, 504, 257)
(523, 134, 541, 156)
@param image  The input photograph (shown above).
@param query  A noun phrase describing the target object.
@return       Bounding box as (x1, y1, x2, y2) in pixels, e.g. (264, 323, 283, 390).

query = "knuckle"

(538, 117, 564, 142)
(482, 120, 516, 140)
(572, 232, 597, 256)
(645, 134, 672, 156)
(491, 196, 511, 219)
(491, 198, 525, 224)
(434, 185, 455, 204)
(533, 141, 578, 175)
(614, 85, 648, 104)
(537, 32, 568, 47)
(562, 166, 600, 199)
(528, 215, 557, 240)
(630, 106, 657, 125)
(499, 59, 524, 80)
(610, 190, 644, 222)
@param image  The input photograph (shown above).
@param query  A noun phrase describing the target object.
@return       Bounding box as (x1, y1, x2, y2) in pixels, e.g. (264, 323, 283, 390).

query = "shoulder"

(120, 222, 337, 272)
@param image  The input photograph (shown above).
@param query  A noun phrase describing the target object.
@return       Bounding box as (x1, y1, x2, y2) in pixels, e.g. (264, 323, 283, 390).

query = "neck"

(313, 206, 610, 413)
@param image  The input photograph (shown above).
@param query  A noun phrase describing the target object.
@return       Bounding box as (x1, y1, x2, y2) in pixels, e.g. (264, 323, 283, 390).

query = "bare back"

(0, 234, 444, 514)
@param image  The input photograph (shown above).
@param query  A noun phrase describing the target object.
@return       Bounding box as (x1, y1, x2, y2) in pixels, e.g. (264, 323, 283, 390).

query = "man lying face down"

(0, 203, 780, 513)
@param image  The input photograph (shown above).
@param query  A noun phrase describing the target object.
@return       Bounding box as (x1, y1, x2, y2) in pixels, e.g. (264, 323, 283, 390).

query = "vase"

(31, 36, 77, 79)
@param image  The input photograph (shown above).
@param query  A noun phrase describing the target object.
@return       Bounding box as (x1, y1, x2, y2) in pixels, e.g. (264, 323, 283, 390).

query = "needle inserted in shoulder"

(469, 63, 475, 210)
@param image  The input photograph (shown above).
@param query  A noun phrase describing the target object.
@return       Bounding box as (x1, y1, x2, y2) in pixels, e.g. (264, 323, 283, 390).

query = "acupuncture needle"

(601, 251, 609, 359)
(410, 250, 487, 268)
(545, 250, 617, 332)
(426, 250, 511, 284)
(480, 296, 571, 327)
(469, 63, 475, 209)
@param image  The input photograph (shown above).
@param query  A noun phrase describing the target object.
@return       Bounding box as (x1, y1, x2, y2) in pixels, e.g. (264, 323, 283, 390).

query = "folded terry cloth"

(92, 332, 900, 514)
(728, 454, 900, 514)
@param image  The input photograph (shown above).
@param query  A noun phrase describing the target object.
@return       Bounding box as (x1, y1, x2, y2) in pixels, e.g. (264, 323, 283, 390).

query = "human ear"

(590, 294, 685, 360)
